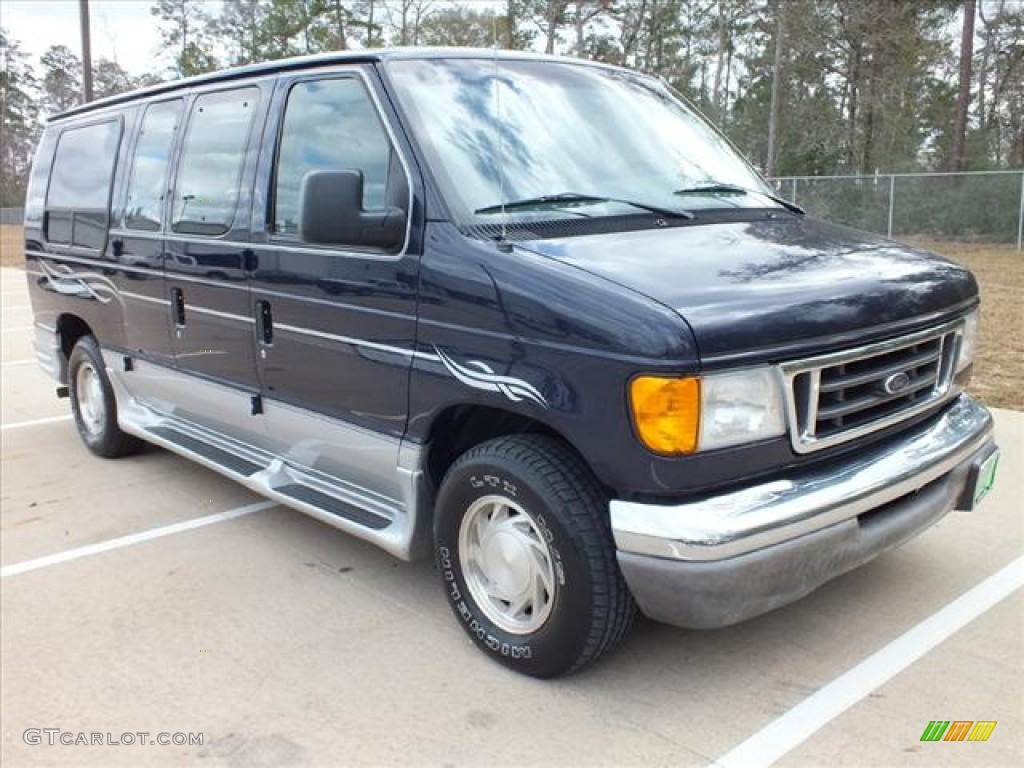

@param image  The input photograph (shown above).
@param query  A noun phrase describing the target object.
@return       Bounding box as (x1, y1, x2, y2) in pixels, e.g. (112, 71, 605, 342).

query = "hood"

(514, 216, 977, 363)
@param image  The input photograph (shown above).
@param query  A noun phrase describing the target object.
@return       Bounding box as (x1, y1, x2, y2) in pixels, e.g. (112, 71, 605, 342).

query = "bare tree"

(950, 0, 976, 171)
(712, 0, 727, 117)
(766, 0, 786, 176)
(572, 0, 610, 58)
(382, 0, 435, 46)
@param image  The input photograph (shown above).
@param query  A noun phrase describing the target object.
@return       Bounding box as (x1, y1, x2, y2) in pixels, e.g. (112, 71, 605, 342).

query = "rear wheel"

(67, 336, 143, 458)
(434, 434, 636, 677)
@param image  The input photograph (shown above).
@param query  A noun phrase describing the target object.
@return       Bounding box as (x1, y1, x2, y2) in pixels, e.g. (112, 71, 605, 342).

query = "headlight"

(957, 309, 979, 373)
(700, 368, 787, 450)
(629, 367, 787, 455)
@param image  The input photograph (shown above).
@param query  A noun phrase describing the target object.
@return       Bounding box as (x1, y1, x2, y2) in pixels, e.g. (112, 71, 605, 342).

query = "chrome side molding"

(103, 351, 430, 560)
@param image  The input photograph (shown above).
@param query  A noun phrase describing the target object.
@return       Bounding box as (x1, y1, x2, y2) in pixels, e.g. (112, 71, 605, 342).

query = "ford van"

(22, 49, 999, 677)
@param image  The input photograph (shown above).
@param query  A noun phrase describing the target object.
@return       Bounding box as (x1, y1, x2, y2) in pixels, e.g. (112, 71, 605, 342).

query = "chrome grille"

(782, 320, 964, 453)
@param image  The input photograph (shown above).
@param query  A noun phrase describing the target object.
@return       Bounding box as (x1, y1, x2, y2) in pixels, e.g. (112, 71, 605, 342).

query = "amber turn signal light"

(629, 376, 701, 455)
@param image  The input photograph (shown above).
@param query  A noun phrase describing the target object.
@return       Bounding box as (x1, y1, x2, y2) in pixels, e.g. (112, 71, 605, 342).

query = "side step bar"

(277, 484, 390, 530)
(115, 409, 413, 558)
(148, 426, 263, 476)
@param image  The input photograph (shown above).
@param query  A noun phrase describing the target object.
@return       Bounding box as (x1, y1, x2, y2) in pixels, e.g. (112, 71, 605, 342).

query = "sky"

(1, 0, 577, 81)
(1, 0, 222, 78)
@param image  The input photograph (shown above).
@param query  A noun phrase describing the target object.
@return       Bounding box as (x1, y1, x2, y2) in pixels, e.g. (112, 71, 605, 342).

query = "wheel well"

(56, 314, 94, 373)
(425, 405, 589, 492)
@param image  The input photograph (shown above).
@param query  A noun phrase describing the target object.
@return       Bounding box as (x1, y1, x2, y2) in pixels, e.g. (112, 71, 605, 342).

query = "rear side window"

(46, 119, 122, 248)
(124, 100, 182, 231)
(25, 131, 59, 227)
(172, 88, 258, 236)
(273, 78, 392, 235)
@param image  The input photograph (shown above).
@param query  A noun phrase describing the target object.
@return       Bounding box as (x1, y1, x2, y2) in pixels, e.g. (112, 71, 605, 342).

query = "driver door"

(248, 68, 420, 491)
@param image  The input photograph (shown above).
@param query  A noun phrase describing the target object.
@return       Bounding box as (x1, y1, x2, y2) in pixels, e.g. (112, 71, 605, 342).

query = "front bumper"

(610, 395, 996, 628)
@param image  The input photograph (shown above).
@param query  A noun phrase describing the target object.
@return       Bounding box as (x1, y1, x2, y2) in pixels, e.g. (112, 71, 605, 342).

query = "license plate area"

(959, 447, 999, 511)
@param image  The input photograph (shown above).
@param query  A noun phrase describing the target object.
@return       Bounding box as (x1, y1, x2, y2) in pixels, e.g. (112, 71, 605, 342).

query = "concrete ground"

(1, 264, 1021, 768)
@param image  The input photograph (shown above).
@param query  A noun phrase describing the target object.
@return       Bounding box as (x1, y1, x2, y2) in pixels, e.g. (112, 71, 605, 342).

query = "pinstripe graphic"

(27, 255, 548, 408)
(37, 259, 121, 305)
(433, 346, 548, 408)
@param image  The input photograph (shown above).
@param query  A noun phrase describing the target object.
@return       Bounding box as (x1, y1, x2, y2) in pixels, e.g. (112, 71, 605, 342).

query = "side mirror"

(299, 169, 405, 249)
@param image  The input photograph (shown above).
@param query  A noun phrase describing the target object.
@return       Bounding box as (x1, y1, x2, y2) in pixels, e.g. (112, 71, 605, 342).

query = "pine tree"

(0, 29, 41, 206)
(151, 0, 219, 77)
(40, 45, 83, 115)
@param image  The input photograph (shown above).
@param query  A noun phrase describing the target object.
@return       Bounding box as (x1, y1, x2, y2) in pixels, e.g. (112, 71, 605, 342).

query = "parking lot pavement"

(1, 424, 268, 565)
(777, 591, 1023, 768)
(2, 265, 1022, 767)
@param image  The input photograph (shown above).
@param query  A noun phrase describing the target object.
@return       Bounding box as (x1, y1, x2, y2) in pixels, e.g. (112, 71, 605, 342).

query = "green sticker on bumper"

(973, 450, 999, 506)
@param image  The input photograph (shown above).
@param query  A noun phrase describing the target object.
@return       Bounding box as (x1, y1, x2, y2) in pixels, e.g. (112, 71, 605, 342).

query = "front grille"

(783, 320, 963, 453)
(813, 337, 945, 433)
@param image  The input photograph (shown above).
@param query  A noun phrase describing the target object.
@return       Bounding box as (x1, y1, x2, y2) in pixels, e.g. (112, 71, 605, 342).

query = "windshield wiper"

(673, 182, 805, 215)
(475, 192, 693, 219)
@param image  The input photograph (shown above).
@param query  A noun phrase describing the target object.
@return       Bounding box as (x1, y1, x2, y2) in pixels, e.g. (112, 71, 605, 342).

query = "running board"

(114, 407, 408, 556)
(102, 352, 431, 560)
(277, 484, 390, 530)
(148, 426, 263, 476)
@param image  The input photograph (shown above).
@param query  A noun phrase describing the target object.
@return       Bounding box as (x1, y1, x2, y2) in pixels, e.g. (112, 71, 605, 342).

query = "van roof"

(51, 48, 596, 122)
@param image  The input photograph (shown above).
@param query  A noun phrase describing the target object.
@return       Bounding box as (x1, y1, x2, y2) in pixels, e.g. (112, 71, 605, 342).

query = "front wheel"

(434, 434, 636, 677)
(67, 336, 143, 458)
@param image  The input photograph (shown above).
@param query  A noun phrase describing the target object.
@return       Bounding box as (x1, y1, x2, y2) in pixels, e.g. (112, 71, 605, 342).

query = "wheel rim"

(458, 494, 557, 635)
(75, 361, 106, 437)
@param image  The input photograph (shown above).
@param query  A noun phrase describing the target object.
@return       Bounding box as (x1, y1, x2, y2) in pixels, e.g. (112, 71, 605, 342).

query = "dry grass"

(0, 224, 22, 268)
(901, 238, 1023, 411)
(2, 225, 1019, 409)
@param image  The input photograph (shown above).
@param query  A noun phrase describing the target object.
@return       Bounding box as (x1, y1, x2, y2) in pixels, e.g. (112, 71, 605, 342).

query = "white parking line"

(1, 500, 277, 579)
(714, 554, 1024, 768)
(1, 325, 33, 333)
(1, 359, 36, 368)
(1, 414, 73, 431)
(1, 304, 31, 311)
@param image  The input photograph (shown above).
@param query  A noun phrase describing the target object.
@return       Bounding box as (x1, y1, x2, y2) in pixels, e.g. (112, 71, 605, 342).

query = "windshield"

(386, 58, 775, 224)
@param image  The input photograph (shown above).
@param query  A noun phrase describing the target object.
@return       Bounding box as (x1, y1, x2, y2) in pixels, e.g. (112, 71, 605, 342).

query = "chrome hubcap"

(75, 362, 106, 436)
(458, 495, 556, 635)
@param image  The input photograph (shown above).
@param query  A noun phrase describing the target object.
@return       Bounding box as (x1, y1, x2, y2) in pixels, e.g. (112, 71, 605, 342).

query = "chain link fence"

(5, 170, 1024, 249)
(1, 208, 25, 225)
(769, 170, 1024, 250)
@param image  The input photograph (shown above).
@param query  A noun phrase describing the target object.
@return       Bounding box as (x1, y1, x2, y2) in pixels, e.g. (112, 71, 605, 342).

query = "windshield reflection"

(387, 58, 771, 223)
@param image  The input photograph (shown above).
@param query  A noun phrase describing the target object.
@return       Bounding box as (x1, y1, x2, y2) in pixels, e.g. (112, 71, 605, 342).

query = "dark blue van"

(23, 50, 999, 677)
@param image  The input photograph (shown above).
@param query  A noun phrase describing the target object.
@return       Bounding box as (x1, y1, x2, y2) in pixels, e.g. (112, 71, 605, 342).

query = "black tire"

(67, 336, 143, 458)
(434, 434, 636, 678)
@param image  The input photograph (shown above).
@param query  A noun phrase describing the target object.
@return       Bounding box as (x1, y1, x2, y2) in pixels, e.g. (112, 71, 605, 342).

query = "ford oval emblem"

(882, 372, 912, 395)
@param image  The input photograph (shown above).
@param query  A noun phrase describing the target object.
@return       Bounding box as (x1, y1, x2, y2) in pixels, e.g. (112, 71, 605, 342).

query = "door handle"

(242, 249, 258, 273)
(172, 287, 186, 327)
(256, 300, 273, 345)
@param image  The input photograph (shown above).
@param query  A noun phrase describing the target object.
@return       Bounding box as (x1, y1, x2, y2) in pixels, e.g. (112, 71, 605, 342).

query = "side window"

(172, 88, 257, 236)
(124, 100, 182, 231)
(24, 130, 58, 227)
(273, 78, 394, 236)
(46, 119, 122, 248)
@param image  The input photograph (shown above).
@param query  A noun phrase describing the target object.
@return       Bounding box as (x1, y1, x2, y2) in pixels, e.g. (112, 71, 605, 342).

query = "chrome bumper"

(610, 395, 997, 628)
(611, 395, 993, 561)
